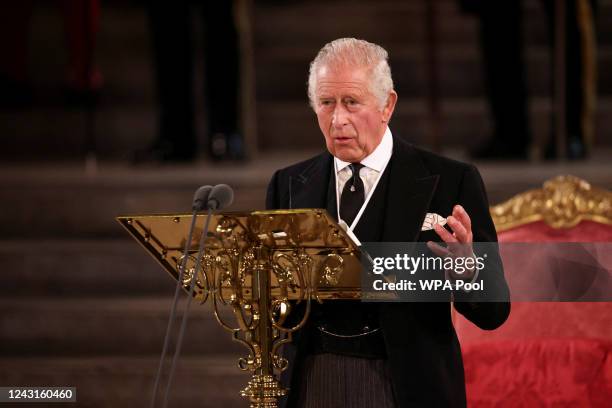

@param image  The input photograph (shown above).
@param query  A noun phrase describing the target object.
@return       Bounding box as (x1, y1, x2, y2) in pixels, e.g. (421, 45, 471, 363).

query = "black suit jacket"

(266, 136, 510, 408)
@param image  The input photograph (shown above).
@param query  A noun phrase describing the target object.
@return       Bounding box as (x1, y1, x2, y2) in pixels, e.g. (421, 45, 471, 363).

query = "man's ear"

(382, 91, 398, 122)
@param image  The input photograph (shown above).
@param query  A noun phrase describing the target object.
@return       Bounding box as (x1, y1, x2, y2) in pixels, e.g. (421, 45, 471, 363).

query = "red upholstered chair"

(454, 175, 612, 407)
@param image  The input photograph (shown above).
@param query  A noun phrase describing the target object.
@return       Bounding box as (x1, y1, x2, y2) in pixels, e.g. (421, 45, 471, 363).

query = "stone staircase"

(0, 232, 252, 407)
(0, 0, 610, 160)
(2, 157, 612, 407)
(252, 0, 612, 150)
(1, 357, 245, 407)
(0, 262, 250, 407)
(0, 153, 321, 406)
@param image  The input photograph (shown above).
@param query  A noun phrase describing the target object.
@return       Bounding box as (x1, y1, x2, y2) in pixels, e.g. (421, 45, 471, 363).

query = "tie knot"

(349, 162, 364, 176)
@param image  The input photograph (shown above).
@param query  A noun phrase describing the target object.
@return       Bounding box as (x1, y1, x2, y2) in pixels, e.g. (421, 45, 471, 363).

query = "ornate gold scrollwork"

(182, 213, 340, 408)
(118, 210, 356, 408)
(267, 250, 313, 375)
(318, 253, 344, 286)
(176, 254, 212, 302)
(491, 175, 612, 231)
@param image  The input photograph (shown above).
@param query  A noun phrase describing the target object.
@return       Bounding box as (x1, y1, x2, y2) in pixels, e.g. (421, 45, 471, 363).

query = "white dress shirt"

(334, 127, 478, 286)
(334, 127, 393, 230)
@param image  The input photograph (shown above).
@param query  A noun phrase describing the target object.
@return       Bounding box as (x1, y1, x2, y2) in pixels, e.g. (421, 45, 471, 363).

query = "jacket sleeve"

(452, 164, 511, 330)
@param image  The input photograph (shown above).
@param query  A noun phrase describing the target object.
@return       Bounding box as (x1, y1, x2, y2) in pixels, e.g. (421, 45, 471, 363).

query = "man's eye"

(346, 99, 358, 106)
(320, 100, 333, 106)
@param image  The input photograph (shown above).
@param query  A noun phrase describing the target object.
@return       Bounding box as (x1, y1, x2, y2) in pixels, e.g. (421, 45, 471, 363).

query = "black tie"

(340, 163, 365, 226)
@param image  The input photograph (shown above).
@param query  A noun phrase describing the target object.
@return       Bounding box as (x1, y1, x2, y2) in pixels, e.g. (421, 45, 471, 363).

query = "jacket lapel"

(353, 168, 389, 242)
(289, 140, 438, 242)
(325, 167, 337, 221)
(382, 139, 439, 242)
(289, 152, 335, 219)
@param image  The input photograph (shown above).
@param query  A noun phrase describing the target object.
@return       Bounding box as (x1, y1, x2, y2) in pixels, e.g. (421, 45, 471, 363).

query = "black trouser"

(463, 0, 597, 153)
(293, 353, 397, 408)
(148, 0, 240, 152)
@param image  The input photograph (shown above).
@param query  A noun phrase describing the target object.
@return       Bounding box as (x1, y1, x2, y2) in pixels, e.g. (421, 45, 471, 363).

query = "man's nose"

(331, 105, 349, 128)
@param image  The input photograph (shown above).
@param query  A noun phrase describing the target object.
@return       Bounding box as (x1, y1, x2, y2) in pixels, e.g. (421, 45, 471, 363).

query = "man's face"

(313, 65, 397, 162)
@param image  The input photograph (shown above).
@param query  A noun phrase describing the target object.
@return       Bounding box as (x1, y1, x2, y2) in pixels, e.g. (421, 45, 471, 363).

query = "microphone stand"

(161, 205, 216, 408)
(149, 207, 200, 408)
(150, 185, 212, 408)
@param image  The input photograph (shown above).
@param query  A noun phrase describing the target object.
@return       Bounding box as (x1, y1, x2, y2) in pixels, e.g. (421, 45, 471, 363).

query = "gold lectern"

(117, 209, 362, 408)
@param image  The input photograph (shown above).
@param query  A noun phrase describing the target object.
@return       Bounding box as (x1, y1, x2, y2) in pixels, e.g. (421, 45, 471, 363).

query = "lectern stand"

(117, 209, 362, 408)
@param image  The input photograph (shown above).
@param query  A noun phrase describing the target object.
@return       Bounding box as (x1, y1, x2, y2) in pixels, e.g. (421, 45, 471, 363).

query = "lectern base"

(240, 374, 288, 408)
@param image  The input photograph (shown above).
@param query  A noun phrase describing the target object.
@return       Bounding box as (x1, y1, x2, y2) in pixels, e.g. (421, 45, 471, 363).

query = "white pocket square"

(421, 213, 447, 231)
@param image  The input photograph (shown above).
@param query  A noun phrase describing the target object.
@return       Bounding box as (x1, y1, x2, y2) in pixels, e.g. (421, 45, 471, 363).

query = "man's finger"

(453, 205, 472, 231)
(447, 216, 469, 243)
(434, 223, 457, 243)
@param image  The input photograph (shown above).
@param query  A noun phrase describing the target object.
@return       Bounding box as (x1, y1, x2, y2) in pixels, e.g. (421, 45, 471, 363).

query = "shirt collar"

(335, 126, 393, 173)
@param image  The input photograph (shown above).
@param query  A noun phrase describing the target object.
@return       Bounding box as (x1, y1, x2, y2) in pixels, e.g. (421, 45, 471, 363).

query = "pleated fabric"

(293, 353, 397, 408)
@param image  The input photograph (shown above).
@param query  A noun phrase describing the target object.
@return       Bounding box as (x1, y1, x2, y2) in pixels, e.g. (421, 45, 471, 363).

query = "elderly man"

(266, 38, 510, 408)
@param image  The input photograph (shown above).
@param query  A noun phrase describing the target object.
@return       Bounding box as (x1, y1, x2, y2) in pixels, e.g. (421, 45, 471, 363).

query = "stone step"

(32, 42, 612, 109)
(0, 240, 178, 296)
(253, 0, 612, 48)
(8, 1, 610, 162)
(0, 156, 305, 238)
(0, 297, 246, 357)
(0, 106, 155, 160)
(93, 0, 612, 103)
(32, 0, 612, 97)
(1, 153, 612, 239)
(255, 46, 612, 100)
(257, 97, 612, 150)
(473, 161, 612, 204)
(0, 356, 247, 407)
(256, 0, 612, 102)
(0, 150, 334, 239)
(3, 91, 610, 161)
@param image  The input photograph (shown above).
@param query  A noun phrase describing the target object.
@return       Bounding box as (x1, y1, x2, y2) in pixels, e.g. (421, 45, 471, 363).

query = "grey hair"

(307, 38, 394, 110)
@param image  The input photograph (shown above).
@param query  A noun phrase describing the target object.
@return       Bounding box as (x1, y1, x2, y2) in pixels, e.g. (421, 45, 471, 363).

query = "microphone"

(159, 183, 235, 408)
(206, 183, 234, 210)
(150, 184, 211, 408)
(192, 185, 213, 211)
